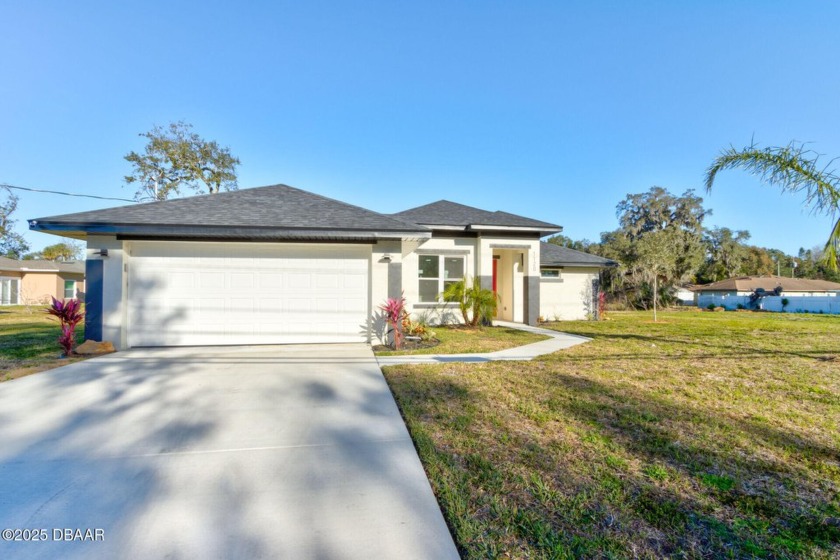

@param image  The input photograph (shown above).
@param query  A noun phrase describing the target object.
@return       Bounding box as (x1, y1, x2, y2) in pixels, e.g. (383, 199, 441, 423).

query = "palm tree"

(442, 277, 498, 327)
(705, 142, 840, 268)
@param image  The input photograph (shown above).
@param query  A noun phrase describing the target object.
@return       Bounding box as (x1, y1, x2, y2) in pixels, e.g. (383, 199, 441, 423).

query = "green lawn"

(383, 310, 840, 559)
(0, 305, 86, 381)
(374, 325, 549, 356)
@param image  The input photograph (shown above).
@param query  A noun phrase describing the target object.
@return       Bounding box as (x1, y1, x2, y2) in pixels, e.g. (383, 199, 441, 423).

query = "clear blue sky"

(2, 1, 839, 255)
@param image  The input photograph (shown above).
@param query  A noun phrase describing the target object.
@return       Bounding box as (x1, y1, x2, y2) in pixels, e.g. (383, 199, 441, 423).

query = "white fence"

(697, 293, 840, 314)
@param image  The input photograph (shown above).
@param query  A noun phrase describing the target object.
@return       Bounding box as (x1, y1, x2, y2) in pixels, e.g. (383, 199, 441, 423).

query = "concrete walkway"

(376, 321, 590, 366)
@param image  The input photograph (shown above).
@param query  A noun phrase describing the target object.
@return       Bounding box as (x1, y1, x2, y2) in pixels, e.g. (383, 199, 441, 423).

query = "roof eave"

(30, 221, 431, 242)
(415, 224, 562, 236)
(469, 224, 562, 235)
(541, 261, 617, 268)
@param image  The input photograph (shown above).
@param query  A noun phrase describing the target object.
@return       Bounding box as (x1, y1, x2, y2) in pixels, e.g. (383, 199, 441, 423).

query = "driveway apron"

(0, 344, 459, 559)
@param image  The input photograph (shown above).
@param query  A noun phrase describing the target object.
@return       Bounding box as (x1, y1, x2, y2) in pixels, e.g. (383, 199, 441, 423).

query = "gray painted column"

(388, 262, 403, 300)
(525, 276, 540, 326)
(84, 260, 104, 341)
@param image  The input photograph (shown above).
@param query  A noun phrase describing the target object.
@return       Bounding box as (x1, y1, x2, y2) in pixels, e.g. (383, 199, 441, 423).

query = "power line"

(1, 183, 136, 203)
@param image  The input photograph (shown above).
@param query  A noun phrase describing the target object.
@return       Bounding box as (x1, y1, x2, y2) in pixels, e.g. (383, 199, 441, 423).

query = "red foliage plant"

(379, 295, 406, 349)
(46, 297, 84, 356)
(598, 290, 607, 319)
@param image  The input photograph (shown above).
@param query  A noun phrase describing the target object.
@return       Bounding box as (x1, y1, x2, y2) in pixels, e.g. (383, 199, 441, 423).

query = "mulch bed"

(373, 338, 441, 353)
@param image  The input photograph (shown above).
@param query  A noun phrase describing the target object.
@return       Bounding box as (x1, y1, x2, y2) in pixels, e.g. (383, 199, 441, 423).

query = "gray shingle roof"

(0, 257, 85, 274)
(540, 242, 616, 268)
(692, 276, 840, 292)
(0, 256, 23, 272)
(31, 184, 430, 238)
(392, 200, 561, 231)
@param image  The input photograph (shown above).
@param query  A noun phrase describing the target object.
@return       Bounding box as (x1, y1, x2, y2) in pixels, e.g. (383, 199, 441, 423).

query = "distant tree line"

(549, 186, 840, 310)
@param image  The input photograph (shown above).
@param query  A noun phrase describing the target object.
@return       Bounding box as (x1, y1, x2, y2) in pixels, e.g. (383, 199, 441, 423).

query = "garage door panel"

(286, 299, 311, 313)
(230, 273, 254, 290)
(343, 274, 366, 290)
(199, 272, 226, 290)
(259, 273, 284, 289)
(315, 274, 339, 289)
(128, 242, 370, 347)
(287, 274, 310, 289)
(199, 299, 225, 319)
(225, 323, 256, 338)
(342, 297, 367, 313)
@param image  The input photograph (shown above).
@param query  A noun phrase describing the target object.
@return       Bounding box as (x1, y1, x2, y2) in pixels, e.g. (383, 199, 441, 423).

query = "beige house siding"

(59, 272, 86, 300)
(20, 272, 86, 304)
(21, 273, 56, 304)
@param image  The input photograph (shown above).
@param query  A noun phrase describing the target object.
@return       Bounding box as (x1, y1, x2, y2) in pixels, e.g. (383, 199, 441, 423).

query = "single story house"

(674, 285, 697, 306)
(693, 275, 840, 313)
(29, 184, 613, 349)
(0, 256, 85, 305)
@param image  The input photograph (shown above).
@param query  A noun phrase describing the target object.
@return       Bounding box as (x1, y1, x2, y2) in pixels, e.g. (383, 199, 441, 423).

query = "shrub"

(46, 297, 84, 356)
(607, 299, 631, 311)
(442, 277, 498, 327)
(781, 298, 790, 311)
(402, 314, 434, 341)
(706, 303, 716, 311)
(737, 303, 745, 310)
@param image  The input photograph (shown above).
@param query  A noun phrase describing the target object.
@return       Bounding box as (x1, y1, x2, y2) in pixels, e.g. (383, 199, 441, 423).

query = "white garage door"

(127, 242, 370, 347)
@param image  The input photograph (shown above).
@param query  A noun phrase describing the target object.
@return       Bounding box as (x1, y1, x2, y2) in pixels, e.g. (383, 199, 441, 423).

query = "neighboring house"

(30, 184, 601, 349)
(0, 257, 85, 305)
(538, 242, 616, 320)
(693, 275, 840, 313)
(674, 285, 697, 306)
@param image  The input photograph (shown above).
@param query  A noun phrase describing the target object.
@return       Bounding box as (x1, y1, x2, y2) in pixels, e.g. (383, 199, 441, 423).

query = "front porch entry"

(492, 249, 526, 322)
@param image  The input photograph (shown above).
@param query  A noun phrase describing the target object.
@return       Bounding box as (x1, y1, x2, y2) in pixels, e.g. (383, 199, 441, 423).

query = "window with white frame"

(0, 277, 20, 305)
(418, 255, 465, 302)
(541, 268, 561, 279)
(64, 280, 76, 299)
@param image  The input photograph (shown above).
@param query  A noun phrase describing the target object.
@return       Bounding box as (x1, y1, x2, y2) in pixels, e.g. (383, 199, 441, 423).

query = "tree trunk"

(653, 275, 658, 322)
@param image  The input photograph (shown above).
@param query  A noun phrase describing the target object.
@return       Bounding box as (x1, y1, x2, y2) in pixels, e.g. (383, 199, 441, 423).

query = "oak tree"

(124, 121, 240, 201)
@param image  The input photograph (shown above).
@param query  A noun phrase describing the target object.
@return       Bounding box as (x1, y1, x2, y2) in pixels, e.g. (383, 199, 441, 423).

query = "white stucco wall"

(674, 288, 696, 306)
(539, 267, 600, 321)
(87, 235, 128, 349)
(400, 236, 541, 325)
(480, 237, 540, 325)
(401, 236, 478, 325)
(478, 237, 540, 283)
(370, 239, 400, 344)
(87, 234, 579, 346)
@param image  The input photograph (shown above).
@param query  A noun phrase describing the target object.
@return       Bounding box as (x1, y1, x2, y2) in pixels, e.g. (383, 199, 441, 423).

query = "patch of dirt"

(0, 356, 90, 383)
(373, 338, 441, 352)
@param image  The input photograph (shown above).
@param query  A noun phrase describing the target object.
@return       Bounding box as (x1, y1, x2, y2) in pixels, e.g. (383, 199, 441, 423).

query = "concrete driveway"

(0, 344, 459, 559)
